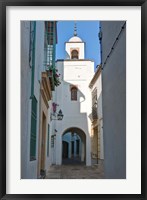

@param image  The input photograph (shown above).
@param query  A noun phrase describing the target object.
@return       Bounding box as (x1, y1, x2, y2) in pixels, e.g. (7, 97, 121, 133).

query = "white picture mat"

(6, 6, 141, 194)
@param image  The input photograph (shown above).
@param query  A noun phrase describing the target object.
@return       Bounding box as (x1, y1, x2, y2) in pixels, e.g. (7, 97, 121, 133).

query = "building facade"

(21, 21, 58, 179)
(89, 65, 104, 168)
(50, 30, 95, 166)
(100, 21, 126, 178)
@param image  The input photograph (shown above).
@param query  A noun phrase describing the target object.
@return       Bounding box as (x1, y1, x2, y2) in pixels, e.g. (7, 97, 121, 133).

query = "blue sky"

(56, 21, 100, 70)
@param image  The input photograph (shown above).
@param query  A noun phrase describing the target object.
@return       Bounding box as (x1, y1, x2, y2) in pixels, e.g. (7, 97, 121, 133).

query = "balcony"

(92, 106, 98, 119)
(89, 105, 98, 122)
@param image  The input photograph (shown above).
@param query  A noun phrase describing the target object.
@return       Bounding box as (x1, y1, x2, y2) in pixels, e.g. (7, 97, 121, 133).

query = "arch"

(62, 127, 86, 137)
(62, 127, 86, 165)
(71, 49, 79, 59)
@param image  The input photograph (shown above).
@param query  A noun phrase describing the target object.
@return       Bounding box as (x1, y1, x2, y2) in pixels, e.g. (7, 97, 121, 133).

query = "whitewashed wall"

(21, 21, 51, 179)
(101, 21, 126, 178)
(52, 58, 94, 166)
(65, 42, 85, 59)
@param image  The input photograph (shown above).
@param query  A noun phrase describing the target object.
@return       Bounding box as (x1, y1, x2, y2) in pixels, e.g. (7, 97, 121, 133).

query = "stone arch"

(62, 127, 86, 165)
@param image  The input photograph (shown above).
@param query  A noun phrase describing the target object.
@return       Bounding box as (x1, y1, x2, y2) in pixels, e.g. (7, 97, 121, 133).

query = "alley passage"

(45, 164, 104, 179)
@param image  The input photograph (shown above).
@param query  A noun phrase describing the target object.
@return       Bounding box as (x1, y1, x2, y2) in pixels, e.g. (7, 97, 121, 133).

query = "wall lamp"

(50, 109, 64, 121)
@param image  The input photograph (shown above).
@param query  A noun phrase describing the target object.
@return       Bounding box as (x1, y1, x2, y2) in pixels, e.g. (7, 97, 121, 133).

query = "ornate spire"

(74, 22, 77, 36)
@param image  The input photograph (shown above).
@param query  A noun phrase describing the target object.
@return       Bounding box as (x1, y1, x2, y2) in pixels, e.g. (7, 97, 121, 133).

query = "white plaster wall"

(101, 21, 126, 178)
(21, 21, 38, 179)
(21, 21, 32, 179)
(45, 100, 53, 169)
(65, 42, 85, 59)
(21, 21, 47, 179)
(52, 59, 94, 166)
(101, 21, 125, 63)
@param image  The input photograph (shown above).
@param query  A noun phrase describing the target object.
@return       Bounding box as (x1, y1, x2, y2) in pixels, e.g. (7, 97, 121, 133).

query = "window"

(44, 21, 57, 70)
(71, 87, 77, 101)
(92, 88, 98, 120)
(71, 50, 78, 59)
(30, 96, 37, 161)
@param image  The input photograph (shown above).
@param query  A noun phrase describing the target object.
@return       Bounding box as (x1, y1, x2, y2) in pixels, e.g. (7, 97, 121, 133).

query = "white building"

(21, 21, 58, 179)
(50, 28, 94, 166)
(89, 65, 104, 167)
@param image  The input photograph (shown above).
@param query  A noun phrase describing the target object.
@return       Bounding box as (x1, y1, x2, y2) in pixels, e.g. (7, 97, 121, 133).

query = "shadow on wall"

(54, 59, 92, 165)
(56, 79, 89, 165)
(61, 79, 86, 116)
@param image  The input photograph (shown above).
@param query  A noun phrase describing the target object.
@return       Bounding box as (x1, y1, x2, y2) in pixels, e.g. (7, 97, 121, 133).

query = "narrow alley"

(45, 164, 104, 179)
(21, 21, 126, 180)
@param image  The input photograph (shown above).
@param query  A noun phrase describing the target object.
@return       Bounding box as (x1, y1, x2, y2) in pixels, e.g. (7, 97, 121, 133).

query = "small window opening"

(71, 50, 79, 59)
(71, 87, 77, 101)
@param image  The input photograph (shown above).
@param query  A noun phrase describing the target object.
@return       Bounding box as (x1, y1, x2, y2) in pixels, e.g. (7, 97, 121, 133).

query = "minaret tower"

(65, 22, 85, 60)
(52, 22, 94, 166)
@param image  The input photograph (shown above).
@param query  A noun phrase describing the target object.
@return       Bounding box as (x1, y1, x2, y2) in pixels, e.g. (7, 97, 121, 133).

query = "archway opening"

(62, 127, 86, 165)
(62, 141, 69, 158)
(71, 49, 79, 59)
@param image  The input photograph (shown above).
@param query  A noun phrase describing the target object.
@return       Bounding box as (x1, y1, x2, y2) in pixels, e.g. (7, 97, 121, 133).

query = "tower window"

(71, 50, 79, 59)
(71, 87, 78, 101)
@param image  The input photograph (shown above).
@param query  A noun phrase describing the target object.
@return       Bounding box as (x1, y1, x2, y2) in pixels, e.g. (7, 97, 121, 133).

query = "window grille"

(44, 21, 57, 70)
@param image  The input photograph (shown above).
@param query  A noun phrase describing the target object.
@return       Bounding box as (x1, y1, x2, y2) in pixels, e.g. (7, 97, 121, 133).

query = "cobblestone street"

(45, 162, 104, 179)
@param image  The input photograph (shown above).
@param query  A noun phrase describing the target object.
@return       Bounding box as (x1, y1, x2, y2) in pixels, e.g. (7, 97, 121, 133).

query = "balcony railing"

(92, 106, 98, 119)
(89, 105, 98, 121)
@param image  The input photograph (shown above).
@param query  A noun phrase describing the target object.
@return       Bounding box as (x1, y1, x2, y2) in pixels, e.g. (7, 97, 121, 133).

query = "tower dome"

(69, 36, 82, 42)
(65, 22, 85, 59)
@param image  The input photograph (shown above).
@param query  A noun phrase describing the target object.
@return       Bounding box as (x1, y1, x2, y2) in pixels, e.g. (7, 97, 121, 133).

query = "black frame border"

(0, 0, 146, 199)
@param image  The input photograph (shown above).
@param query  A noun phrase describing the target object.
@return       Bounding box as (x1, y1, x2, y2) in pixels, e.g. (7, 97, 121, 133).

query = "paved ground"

(45, 159, 104, 179)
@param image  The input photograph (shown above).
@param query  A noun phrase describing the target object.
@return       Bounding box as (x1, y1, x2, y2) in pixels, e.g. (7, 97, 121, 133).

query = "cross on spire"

(74, 22, 77, 36)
